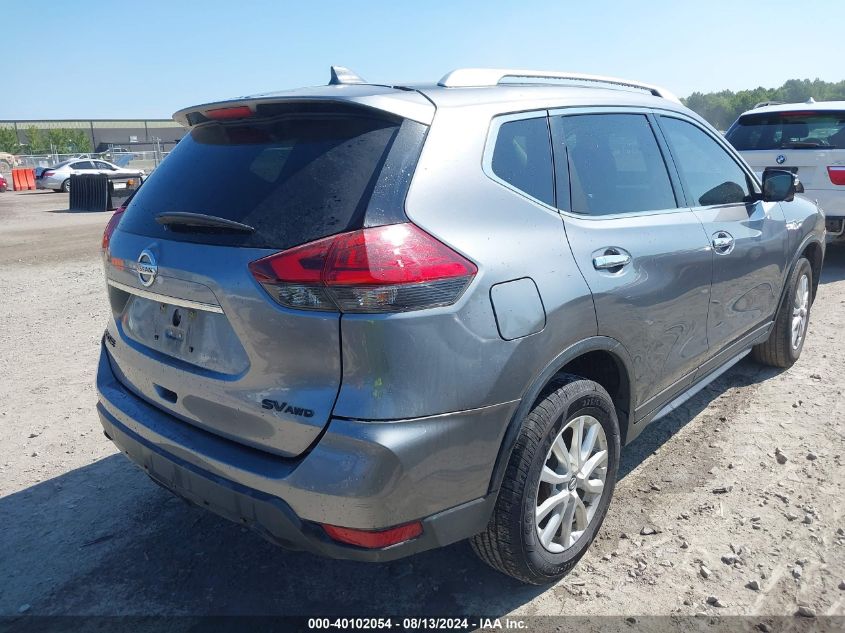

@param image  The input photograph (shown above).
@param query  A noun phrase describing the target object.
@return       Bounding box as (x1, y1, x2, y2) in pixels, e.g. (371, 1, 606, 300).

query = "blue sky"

(2, 0, 840, 119)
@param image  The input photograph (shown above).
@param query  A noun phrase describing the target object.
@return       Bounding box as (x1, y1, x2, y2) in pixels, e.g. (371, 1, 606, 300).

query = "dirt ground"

(1, 190, 843, 628)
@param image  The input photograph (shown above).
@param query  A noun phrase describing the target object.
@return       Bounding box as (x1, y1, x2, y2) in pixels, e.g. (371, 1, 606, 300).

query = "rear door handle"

(712, 231, 734, 254)
(593, 250, 631, 271)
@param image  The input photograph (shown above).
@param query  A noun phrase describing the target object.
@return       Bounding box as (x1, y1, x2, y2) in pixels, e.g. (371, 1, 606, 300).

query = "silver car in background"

(37, 158, 144, 192)
(96, 67, 824, 585)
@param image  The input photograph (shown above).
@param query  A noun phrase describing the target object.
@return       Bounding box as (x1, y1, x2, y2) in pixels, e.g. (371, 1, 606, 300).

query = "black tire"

(60, 179, 70, 193)
(471, 375, 620, 584)
(752, 257, 813, 368)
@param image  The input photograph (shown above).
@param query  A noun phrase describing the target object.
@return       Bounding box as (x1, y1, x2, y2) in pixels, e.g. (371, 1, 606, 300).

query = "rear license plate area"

(123, 296, 200, 359)
(120, 291, 248, 375)
(155, 304, 194, 354)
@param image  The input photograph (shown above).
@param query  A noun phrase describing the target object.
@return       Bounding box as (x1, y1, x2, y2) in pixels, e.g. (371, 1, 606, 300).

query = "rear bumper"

(36, 177, 61, 190)
(804, 189, 844, 217)
(826, 217, 845, 239)
(96, 343, 513, 560)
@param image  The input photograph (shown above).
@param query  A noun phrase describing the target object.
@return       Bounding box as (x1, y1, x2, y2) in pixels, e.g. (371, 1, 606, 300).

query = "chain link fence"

(5, 149, 170, 179)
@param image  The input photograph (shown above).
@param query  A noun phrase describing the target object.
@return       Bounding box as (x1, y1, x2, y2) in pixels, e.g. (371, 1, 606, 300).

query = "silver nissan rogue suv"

(97, 67, 825, 584)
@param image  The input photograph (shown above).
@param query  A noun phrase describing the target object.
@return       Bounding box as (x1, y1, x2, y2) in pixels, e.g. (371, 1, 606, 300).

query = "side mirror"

(762, 169, 797, 202)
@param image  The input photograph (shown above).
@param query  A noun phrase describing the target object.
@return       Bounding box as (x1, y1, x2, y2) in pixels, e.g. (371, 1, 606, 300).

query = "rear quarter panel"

(333, 104, 598, 420)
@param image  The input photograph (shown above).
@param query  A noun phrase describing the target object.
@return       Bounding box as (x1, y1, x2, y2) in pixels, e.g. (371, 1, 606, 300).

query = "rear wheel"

(752, 257, 812, 368)
(471, 375, 620, 584)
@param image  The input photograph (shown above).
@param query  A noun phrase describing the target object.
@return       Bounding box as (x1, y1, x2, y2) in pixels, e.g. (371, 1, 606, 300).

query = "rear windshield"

(119, 104, 426, 249)
(726, 111, 845, 151)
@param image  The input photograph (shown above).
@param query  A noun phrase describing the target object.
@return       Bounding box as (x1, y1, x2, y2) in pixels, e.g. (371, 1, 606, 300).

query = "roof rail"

(437, 68, 680, 103)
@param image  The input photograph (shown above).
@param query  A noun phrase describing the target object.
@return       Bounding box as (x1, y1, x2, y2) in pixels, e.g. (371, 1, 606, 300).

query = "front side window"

(491, 117, 555, 206)
(551, 113, 677, 216)
(660, 116, 753, 207)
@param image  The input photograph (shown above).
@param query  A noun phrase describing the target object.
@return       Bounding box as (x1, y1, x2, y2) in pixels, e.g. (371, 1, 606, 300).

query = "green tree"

(45, 129, 67, 153)
(24, 126, 48, 154)
(64, 129, 92, 153)
(18, 126, 94, 155)
(0, 127, 20, 154)
(682, 78, 845, 129)
(38, 128, 93, 154)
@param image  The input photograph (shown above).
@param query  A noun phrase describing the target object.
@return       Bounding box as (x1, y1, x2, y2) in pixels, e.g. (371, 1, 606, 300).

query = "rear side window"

(660, 116, 753, 207)
(552, 113, 677, 216)
(119, 106, 426, 250)
(727, 111, 845, 150)
(491, 117, 555, 206)
(72, 161, 94, 170)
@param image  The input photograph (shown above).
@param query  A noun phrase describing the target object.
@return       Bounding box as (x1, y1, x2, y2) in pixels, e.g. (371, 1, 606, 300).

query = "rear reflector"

(102, 209, 126, 251)
(205, 105, 254, 120)
(322, 521, 423, 549)
(249, 223, 477, 313)
(828, 166, 845, 186)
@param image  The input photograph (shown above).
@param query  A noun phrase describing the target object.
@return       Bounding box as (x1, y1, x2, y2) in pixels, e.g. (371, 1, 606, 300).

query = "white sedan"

(36, 159, 145, 193)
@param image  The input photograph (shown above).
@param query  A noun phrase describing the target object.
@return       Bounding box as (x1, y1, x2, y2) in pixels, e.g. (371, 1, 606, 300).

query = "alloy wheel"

(791, 273, 810, 350)
(535, 414, 608, 553)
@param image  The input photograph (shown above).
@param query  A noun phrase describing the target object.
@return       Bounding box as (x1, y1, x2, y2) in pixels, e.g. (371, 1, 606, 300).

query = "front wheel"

(752, 257, 812, 368)
(471, 375, 620, 584)
(60, 179, 70, 193)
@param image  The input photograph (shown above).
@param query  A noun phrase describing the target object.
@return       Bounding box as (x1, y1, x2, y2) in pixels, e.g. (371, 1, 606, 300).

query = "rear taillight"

(249, 223, 477, 313)
(828, 166, 845, 186)
(102, 208, 126, 251)
(43, 170, 54, 178)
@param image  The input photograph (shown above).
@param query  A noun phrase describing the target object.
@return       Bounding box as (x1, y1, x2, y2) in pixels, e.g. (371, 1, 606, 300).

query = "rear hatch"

(103, 97, 430, 457)
(726, 109, 845, 188)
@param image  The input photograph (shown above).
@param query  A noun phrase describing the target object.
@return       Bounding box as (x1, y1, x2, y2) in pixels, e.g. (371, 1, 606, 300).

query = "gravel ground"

(1, 190, 843, 628)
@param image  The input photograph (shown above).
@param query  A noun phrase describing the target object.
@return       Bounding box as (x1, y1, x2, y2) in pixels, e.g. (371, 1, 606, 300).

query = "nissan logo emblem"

(137, 249, 158, 287)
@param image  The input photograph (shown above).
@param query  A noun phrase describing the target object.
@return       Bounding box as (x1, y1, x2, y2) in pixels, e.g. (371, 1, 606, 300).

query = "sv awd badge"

(261, 399, 315, 418)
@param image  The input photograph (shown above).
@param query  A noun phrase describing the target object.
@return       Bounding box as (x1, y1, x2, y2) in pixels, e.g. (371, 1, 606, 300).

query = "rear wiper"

(155, 212, 255, 233)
